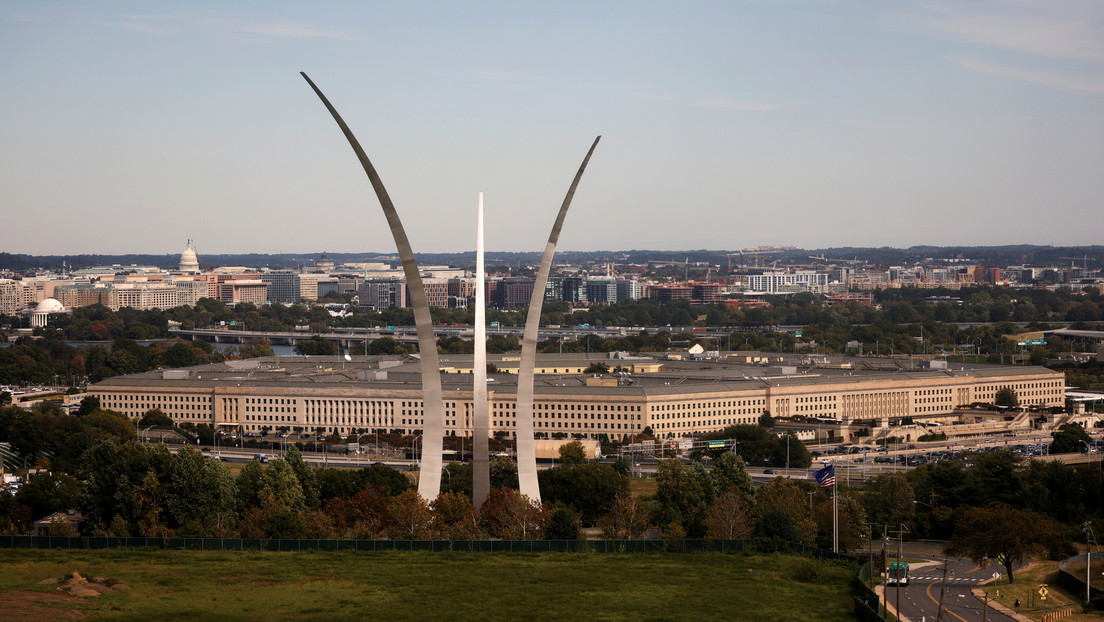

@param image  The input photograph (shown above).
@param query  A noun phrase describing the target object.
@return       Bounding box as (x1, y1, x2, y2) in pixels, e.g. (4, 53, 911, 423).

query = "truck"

(886, 562, 909, 586)
(253, 453, 268, 464)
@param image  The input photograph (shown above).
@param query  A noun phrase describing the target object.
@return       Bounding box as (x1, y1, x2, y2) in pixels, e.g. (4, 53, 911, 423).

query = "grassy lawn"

(0, 549, 859, 621)
(979, 561, 1096, 621)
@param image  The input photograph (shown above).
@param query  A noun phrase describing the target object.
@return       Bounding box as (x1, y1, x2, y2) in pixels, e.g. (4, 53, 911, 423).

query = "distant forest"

(2, 245, 1103, 273)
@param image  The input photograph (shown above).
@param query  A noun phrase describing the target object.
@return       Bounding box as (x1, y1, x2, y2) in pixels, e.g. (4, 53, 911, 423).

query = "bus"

(887, 562, 909, 586)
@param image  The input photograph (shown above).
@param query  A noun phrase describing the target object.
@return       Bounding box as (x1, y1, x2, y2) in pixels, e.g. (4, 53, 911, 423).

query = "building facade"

(89, 355, 1064, 443)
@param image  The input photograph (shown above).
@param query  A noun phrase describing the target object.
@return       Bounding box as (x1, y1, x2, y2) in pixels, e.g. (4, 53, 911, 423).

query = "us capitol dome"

(179, 240, 200, 273)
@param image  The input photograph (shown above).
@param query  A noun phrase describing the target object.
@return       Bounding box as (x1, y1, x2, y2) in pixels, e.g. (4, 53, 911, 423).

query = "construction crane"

(1060, 255, 1096, 271)
(738, 246, 787, 267)
(710, 253, 741, 273)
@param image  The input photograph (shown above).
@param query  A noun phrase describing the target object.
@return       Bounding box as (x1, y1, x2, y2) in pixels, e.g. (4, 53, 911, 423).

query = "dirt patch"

(0, 589, 88, 622)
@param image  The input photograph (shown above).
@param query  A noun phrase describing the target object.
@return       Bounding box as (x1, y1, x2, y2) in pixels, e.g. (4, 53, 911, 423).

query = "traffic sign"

(708, 440, 726, 448)
(1038, 584, 1048, 600)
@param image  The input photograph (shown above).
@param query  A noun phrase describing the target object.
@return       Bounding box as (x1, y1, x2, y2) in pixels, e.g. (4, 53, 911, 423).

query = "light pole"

(786, 433, 791, 471)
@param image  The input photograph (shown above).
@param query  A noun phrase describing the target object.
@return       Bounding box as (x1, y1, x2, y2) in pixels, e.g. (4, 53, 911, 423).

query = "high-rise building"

(586, 280, 617, 305)
(616, 279, 644, 301)
(358, 279, 407, 310)
(260, 271, 301, 304)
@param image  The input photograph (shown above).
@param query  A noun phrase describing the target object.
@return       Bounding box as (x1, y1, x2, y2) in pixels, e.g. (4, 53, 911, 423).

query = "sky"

(2, 1, 1103, 256)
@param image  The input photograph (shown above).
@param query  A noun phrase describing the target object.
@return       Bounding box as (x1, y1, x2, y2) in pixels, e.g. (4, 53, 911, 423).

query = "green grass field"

(0, 549, 860, 621)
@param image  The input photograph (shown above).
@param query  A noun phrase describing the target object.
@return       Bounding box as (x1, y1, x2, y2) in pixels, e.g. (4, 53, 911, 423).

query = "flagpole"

(833, 463, 839, 553)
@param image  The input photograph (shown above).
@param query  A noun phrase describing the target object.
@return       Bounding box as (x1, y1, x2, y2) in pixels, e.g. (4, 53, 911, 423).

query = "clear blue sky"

(3, 1, 1102, 255)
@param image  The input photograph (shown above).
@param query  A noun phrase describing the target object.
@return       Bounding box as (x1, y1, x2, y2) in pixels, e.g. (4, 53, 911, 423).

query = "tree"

(388, 489, 434, 539)
(557, 441, 586, 466)
(15, 472, 81, 520)
(597, 494, 652, 539)
(293, 336, 339, 356)
(284, 446, 320, 509)
(754, 509, 802, 547)
(655, 459, 713, 537)
(240, 338, 275, 359)
(862, 474, 916, 529)
(546, 508, 581, 540)
(994, 387, 1019, 408)
(771, 433, 812, 469)
(945, 503, 1061, 582)
(1050, 423, 1093, 455)
(538, 463, 629, 527)
(583, 362, 609, 374)
(430, 491, 481, 540)
(710, 452, 754, 506)
(703, 490, 752, 540)
(259, 459, 306, 512)
(77, 396, 100, 417)
(755, 477, 816, 546)
(758, 411, 775, 428)
(480, 487, 547, 539)
(138, 408, 174, 429)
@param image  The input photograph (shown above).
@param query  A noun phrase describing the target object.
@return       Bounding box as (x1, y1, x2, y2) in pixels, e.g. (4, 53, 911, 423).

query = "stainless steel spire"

(473, 192, 490, 508)
(301, 72, 445, 502)
(515, 136, 601, 503)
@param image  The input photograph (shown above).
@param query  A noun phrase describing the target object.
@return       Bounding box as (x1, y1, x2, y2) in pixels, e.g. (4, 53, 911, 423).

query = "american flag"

(814, 465, 836, 488)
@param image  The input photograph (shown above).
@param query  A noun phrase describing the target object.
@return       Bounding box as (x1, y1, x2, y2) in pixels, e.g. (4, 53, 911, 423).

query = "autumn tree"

(431, 491, 481, 540)
(480, 487, 547, 539)
(389, 489, 434, 539)
(596, 494, 652, 539)
(945, 504, 1061, 582)
(703, 489, 753, 540)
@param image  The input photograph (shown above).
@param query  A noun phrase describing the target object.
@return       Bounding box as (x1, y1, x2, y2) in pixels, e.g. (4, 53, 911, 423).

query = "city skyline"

(4, 1, 1104, 254)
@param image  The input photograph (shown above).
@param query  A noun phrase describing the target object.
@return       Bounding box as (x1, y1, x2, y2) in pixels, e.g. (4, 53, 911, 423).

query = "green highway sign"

(708, 440, 727, 448)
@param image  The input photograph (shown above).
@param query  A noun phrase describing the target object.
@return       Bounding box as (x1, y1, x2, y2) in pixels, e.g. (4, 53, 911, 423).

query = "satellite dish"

(344, 354, 352, 362)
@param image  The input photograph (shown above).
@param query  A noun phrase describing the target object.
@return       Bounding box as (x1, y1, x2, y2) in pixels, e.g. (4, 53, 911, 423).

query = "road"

(884, 552, 1016, 622)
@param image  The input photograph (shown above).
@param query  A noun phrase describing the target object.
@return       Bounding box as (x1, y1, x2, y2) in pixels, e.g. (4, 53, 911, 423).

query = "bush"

(792, 558, 828, 584)
(546, 508, 580, 540)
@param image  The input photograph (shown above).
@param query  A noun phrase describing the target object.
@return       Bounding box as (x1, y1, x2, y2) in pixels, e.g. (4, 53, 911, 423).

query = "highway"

(883, 550, 1017, 622)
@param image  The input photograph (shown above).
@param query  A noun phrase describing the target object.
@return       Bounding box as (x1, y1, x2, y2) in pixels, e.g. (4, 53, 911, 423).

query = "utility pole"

(895, 523, 909, 619)
(982, 590, 989, 621)
(1084, 521, 1096, 606)
(882, 525, 889, 620)
(936, 557, 950, 622)
(864, 522, 875, 590)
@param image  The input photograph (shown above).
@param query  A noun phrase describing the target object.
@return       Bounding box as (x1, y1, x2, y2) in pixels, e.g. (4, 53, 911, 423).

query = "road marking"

(925, 580, 970, 622)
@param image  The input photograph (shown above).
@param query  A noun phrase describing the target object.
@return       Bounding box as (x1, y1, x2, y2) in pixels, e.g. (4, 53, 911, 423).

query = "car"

(763, 469, 776, 475)
(201, 447, 209, 452)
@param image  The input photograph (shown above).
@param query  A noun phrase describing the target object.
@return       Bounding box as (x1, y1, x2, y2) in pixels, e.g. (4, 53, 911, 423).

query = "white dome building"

(179, 240, 200, 273)
(32, 298, 66, 328)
